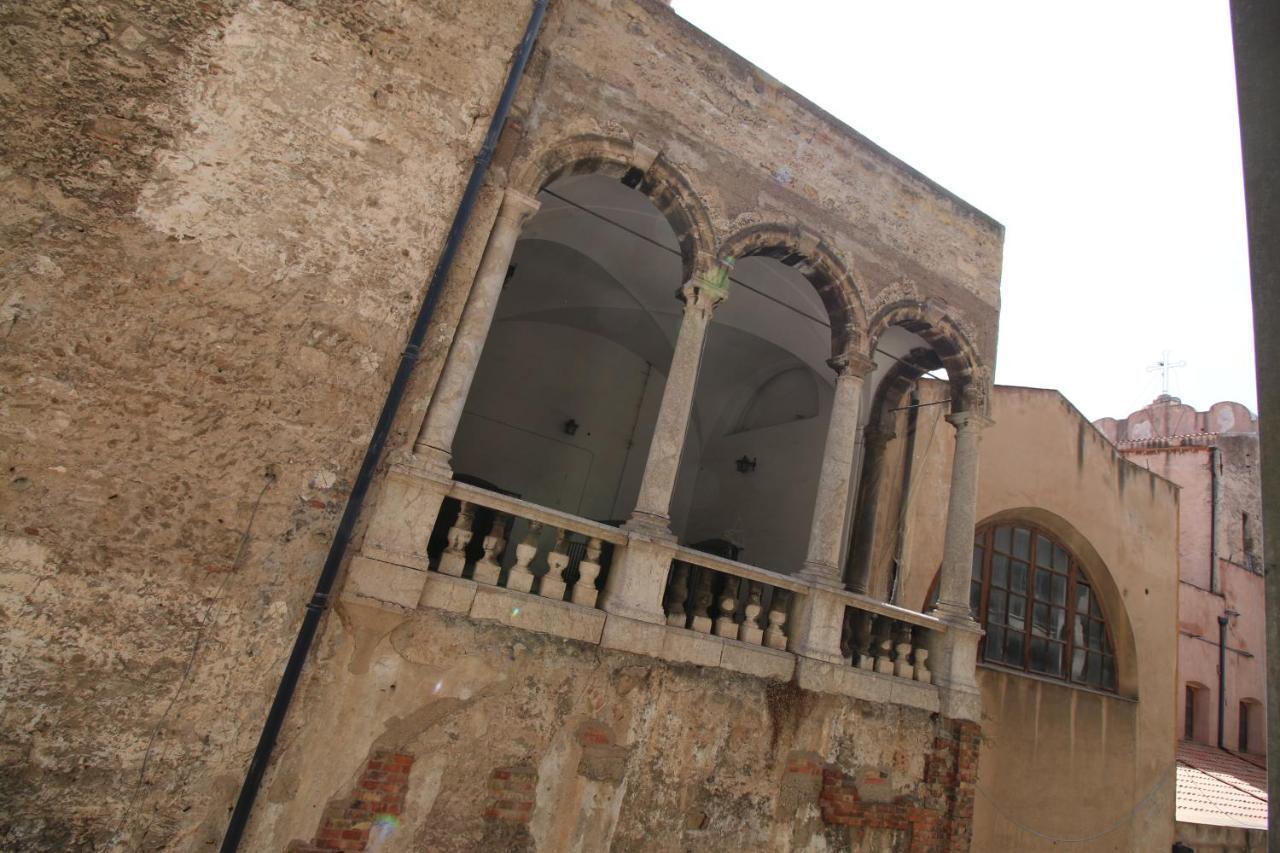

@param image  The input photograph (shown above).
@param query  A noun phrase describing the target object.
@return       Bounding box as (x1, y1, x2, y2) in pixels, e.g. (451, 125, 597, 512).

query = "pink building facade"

(1095, 396, 1265, 755)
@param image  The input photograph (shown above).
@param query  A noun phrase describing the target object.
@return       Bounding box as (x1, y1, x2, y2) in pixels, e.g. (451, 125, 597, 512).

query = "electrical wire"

(538, 187, 947, 383)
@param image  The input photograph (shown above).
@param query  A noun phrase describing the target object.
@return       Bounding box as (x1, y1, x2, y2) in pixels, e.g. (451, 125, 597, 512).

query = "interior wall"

(453, 321, 674, 523)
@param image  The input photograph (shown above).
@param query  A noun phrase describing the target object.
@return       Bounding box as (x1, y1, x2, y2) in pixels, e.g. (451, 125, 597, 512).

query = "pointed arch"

(716, 223, 868, 359)
(513, 134, 717, 283)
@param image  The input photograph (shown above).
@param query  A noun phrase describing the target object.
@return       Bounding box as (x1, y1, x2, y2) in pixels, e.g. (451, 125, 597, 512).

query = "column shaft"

(934, 411, 991, 618)
(414, 188, 541, 465)
(625, 277, 726, 537)
(799, 353, 874, 586)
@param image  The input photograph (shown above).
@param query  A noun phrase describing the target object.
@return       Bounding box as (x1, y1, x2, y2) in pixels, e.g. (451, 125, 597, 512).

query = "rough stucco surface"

(0, 0, 1002, 849)
(250, 603, 948, 853)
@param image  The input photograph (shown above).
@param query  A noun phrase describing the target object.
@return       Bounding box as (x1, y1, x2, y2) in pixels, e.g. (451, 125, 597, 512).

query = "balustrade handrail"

(834, 589, 948, 634)
(447, 481, 628, 546)
(669, 544, 812, 596)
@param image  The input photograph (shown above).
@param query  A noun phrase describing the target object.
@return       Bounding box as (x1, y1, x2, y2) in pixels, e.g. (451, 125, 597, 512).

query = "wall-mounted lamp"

(735, 455, 757, 474)
(563, 419, 579, 436)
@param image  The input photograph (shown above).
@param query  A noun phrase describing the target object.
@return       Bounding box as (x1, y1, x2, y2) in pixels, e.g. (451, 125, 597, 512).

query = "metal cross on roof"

(1147, 350, 1186, 395)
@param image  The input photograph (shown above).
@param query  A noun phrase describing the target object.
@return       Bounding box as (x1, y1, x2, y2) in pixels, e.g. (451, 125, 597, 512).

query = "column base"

(796, 559, 845, 590)
(787, 588, 847, 664)
(359, 451, 453, 570)
(621, 511, 677, 542)
(923, 609, 985, 723)
(600, 534, 676, 625)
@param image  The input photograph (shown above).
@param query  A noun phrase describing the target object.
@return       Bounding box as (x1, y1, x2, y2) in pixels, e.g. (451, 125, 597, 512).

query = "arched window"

(967, 523, 1118, 691)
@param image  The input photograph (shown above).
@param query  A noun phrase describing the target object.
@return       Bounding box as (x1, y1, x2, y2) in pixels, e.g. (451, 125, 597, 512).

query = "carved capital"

(828, 350, 876, 379)
(678, 266, 730, 315)
(945, 409, 994, 434)
(497, 188, 542, 225)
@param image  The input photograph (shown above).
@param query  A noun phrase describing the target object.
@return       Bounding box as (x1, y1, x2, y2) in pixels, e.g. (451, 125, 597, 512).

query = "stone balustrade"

(427, 482, 624, 609)
(662, 546, 807, 652)
(840, 606, 936, 685)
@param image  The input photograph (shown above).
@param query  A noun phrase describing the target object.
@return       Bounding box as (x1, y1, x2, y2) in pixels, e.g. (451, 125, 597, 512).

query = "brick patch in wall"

(286, 749, 414, 853)
(818, 719, 980, 853)
(485, 765, 538, 823)
(576, 720, 630, 784)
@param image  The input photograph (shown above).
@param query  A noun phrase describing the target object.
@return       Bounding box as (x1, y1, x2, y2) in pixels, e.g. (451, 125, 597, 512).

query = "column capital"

(827, 350, 876, 379)
(945, 410, 994, 433)
(497, 188, 542, 224)
(678, 270, 729, 315)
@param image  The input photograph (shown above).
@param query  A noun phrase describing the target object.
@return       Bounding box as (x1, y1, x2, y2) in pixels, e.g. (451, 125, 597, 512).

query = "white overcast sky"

(673, 0, 1257, 422)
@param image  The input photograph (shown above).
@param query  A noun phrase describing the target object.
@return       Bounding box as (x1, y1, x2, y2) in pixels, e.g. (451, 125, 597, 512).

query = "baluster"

(665, 563, 690, 627)
(507, 520, 542, 593)
(472, 513, 508, 586)
(764, 591, 788, 650)
(739, 584, 764, 645)
(894, 623, 915, 679)
(854, 612, 875, 670)
(540, 528, 570, 600)
(874, 616, 895, 675)
(914, 644, 932, 684)
(838, 610, 854, 665)
(714, 576, 740, 639)
(438, 501, 475, 577)
(572, 537, 603, 607)
(690, 569, 714, 633)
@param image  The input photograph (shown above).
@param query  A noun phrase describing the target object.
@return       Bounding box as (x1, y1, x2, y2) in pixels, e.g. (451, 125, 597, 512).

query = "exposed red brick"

(288, 750, 415, 853)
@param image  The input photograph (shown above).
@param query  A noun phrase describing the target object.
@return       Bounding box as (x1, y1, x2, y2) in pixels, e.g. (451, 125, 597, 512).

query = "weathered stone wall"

(0, 0, 1001, 849)
(247, 603, 975, 853)
(0, 1, 526, 848)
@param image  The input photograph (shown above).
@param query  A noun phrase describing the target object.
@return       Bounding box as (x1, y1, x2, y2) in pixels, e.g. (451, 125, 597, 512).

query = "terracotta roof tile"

(1176, 741, 1268, 830)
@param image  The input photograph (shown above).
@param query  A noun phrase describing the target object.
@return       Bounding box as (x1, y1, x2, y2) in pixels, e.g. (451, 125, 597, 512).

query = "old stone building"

(0, 0, 1179, 851)
(1095, 395, 1268, 849)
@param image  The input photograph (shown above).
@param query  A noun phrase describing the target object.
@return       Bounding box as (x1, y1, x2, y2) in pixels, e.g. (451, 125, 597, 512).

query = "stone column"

(347, 188, 539, 610)
(933, 410, 992, 619)
(798, 352, 875, 587)
(928, 406, 992, 723)
(413, 187, 542, 469)
(844, 426, 895, 594)
(623, 272, 728, 538)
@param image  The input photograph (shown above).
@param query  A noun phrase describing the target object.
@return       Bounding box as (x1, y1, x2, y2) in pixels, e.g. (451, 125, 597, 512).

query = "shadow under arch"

(513, 134, 717, 283)
(973, 507, 1140, 700)
(716, 223, 868, 359)
(868, 299, 984, 411)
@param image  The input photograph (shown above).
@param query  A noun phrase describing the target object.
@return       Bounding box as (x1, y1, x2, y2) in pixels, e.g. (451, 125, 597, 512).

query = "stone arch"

(868, 298, 985, 413)
(716, 223, 868, 359)
(973, 507, 1140, 699)
(867, 347, 944, 433)
(513, 134, 717, 283)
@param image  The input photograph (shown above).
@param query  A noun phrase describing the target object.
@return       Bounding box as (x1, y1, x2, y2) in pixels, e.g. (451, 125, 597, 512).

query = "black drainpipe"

(218, 3, 549, 849)
(1218, 613, 1229, 749)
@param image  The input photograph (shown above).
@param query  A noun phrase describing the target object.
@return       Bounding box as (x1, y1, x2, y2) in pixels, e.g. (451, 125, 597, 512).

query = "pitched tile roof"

(1176, 740, 1268, 830)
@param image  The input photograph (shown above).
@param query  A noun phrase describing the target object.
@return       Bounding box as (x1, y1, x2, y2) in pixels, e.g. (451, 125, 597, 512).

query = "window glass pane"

(992, 554, 1009, 589)
(1035, 568, 1051, 601)
(1008, 594, 1026, 631)
(1036, 534, 1054, 566)
(988, 588, 1007, 624)
(1086, 619, 1103, 651)
(1051, 574, 1067, 606)
(985, 626, 1005, 663)
(1032, 602, 1051, 637)
(1010, 561, 1028, 594)
(1101, 656, 1115, 689)
(1013, 527, 1031, 559)
(1053, 545, 1069, 573)
(1091, 595, 1104, 619)
(1045, 642, 1064, 676)
(1006, 629, 1025, 666)
(1072, 647, 1086, 679)
(972, 545, 984, 579)
(1029, 637, 1049, 672)
(1051, 606, 1066, 640)
(1076, 582, 1091, 615)
(970, 580, 981, 614)
(994, 526, 1012, 553)
(1086, 652, 1102, 685)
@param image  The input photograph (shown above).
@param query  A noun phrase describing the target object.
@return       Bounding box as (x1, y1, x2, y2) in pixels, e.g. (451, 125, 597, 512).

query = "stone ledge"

(342, 555, 427, 611)
(602, 614, 794, 681)
(419, 571, 478, 614)
(469, 584, 606, 645)
(795, 657, 940, 713)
